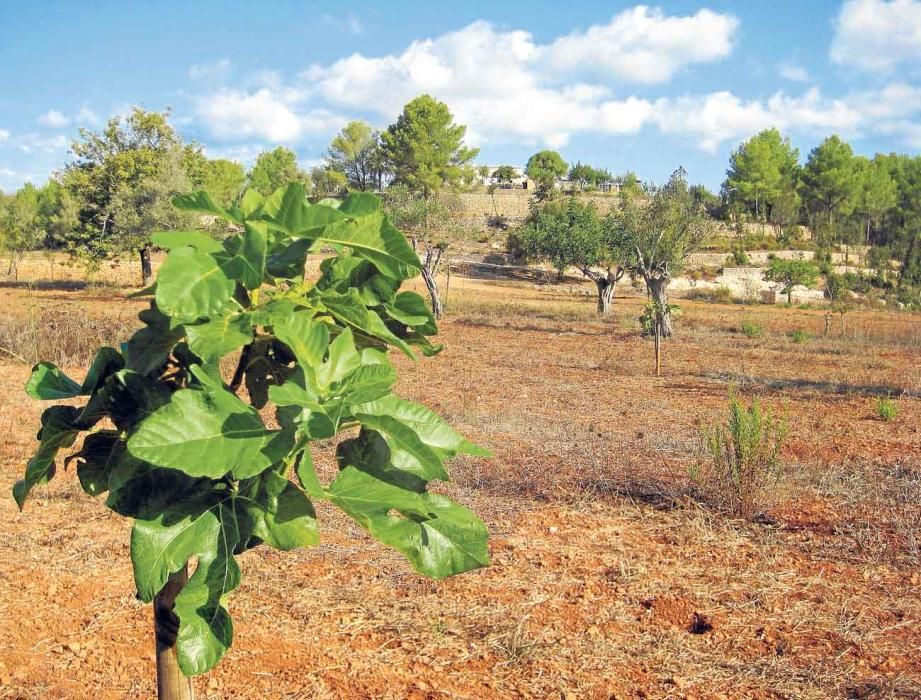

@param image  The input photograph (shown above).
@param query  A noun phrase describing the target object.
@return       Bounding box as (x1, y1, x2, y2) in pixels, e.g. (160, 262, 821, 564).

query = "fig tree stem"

(154, 565, 193, 700)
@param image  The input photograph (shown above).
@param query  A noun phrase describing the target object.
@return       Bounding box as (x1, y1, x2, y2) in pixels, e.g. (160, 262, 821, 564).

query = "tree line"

(2, 97, 920, 312)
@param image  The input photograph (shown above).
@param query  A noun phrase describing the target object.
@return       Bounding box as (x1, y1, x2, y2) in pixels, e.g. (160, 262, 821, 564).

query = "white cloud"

(547, 6, 738, 83)
(190, 11, 921, 154)
(189, 58, 232, 82)
(0, 128, 9, 142)
(778, 62, 810, 83)
(0, 167, 36, 191)
(321, 12, 364, 35)
(831, 0, 921, 72)
(38, 110, 70, 128)
(195, 87, 340, 142)
(75, 106, 100, 126)
(15, 133, 70, 154)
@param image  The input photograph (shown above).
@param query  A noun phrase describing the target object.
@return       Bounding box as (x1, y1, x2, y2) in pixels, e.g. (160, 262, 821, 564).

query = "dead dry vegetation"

(0, 272, 919, 699)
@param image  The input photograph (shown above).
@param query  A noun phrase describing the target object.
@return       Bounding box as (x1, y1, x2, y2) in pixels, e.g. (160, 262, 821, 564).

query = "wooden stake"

(155, 566, 194, 700)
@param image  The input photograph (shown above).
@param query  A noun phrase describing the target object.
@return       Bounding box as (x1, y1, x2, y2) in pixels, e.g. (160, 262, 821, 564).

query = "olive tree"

(518, 197, 628, 313)
(14, 183, 489, 698)
(616, 167, 712, 337)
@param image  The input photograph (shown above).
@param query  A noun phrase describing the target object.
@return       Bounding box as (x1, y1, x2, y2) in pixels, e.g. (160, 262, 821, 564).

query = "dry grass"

(0, 275, 920, 698)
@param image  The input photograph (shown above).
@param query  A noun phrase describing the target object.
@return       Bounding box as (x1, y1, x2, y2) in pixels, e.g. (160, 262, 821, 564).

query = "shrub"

(790, 329, 809, 344)
(728, 247, 750, 266)
(693, 391, 788, 519)
(740, 320, 763, 338)
(713, 286, 734, 304)
(876, 396, 898, 422)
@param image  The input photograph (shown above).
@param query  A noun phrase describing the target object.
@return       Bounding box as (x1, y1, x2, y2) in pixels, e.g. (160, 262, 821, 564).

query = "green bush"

(694, 391, 788, 519)
(740, 320, 763, 338)
(876, 396, 898, 422)
(790, 329, 809, 344)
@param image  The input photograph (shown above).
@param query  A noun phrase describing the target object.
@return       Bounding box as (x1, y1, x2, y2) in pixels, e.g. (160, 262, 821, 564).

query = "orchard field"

(1, 262, 919, 699)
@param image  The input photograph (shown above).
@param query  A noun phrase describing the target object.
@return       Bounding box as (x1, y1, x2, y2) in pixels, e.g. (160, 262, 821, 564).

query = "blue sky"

(2, 0, 921, 192)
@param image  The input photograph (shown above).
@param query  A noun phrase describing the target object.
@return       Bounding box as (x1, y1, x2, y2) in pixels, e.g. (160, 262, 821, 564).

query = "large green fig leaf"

(239, 471, 318, 551)
(186, 312, 253, 364)
(13, 405, 81, 509)
(173, 502, 240, 676)
(25, 363, 81, 400)
(222, 221, 267, 290)
(171, 192, 243, 226)
(152, 230, 225, 254)
(156, 246, 234, 323)
(127, 367, 292, 479)
(328, 467, 489, 579)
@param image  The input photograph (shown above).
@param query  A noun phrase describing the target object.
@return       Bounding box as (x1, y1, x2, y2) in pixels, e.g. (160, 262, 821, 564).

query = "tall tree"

(615, 167, 712, 337)
(36, 179, 79, 249)
(381, 95, 478, 196)
(853, 155, 898, 246)
(525, 150, 567, 199)
(63, 108, 184, 281)
(247, 147, 307, 196)
(380, 96, 476, 317)
(800, 135, 858, 244)
(724, 128, 800, 226)
(109, 147, 195, 282)
(327, 121, 385, 191)
(0, 183, 42, 277)
(518, 197, 629, 313)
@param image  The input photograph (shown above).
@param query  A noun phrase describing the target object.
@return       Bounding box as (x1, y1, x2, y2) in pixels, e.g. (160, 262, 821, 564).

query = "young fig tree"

(14, 183, 490, 697)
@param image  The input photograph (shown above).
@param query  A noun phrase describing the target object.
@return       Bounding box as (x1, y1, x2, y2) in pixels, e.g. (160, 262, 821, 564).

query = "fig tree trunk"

(154, 566, 193, 700)
(646, 275, 672, 338)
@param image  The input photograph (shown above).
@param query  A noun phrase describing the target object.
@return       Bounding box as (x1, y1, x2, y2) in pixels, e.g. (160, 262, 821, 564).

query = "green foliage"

(639, 300, 681, 336)
(764, 258, 820, 303)
(326, 120, 385, 191)
(63, 108, 184, 260)
(518, 198, 624, 276)
(740, 320, 763, 338)
(310, 165, 348, 197)
(247, 147, 308, 196)
(568, 162, 612, 191)
(695, 390, 787, 519)
(15, 184, 489, 676)
(615, 167, 712, 279)
(790, 329, 810, 344)
(801, 135, 859, 241)
(875, 396, 898, 422)
(729, 247, 751, 266)
(492, 165, 518, 183)
(724, 128, 800, 224)
(525, 150, 567, 198)
(381, 95, 478, 196)
(202, 159, 246, 209)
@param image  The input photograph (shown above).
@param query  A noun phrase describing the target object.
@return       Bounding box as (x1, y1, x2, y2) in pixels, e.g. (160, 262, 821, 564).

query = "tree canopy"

(381, 95, 478, 195)
(326, 120, 385, 191)
(246, 147, 308, 196)
(525, 150, 567, 196)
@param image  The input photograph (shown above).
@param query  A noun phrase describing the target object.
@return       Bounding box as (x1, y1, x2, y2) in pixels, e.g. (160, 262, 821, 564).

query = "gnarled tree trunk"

(646, 275, 673, 338)
(140, 243, 154, 286)
(596, 278, 615, 313)
(412, 238, 445, 319)
(154, 565, 193, 700)
(583, 267, 624, 314)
